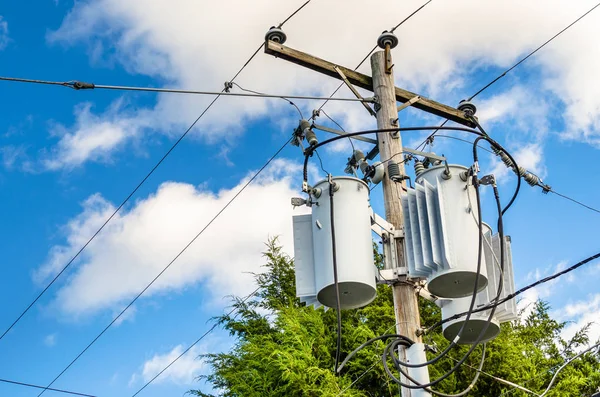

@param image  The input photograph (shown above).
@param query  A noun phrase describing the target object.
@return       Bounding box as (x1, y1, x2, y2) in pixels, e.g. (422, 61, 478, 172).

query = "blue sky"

(1, 1, 600, 396)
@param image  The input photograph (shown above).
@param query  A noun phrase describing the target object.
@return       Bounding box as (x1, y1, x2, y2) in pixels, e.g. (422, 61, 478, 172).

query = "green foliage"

(192, 239, 600, 396)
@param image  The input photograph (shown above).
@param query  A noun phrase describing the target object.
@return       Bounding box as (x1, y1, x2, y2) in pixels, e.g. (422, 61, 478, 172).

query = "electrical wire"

(314, 149, 329, 175)
(0, 48, 263, 345)
(433, 134, 600, 215)
(382, 166, 501, 390)
(35, 140, 289, 396)
(414, 2, 600, 151)
(319, 109, 355, 153)
(427, 250, 600, 331)
(312, 0, 433, 115)
(548, 189, 600, 215)
(328, 175, 343, 373)
(326, 124, 507, 391)
(335, 360, 379, 396)
(0, 378, 96, 397)
(130, 286, 261, 397)
(469, 1, 600, 101)
(0, 76, 373, 103)
(499, 342, 600, 397)
(0, 0, 312, 347)
(231, 82, 303, 119)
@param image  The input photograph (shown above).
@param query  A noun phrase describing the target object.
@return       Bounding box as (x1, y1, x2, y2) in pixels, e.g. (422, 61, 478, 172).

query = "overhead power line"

(0, 0, 312, 344)
(415, 1, 600, 150)
(433, 134, 600, 215)
(549, 189, 600, 215)
(469, 1, 600, 101)
(131, 286, 261, 397)
(36, 139, 289, 396)
(0, 76, 373, 103)
(0, 378, 96, 397)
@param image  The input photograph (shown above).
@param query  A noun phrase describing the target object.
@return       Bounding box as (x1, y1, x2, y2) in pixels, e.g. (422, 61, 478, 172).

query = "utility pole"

(265, 28, 475, 396)
(371, 47, 424, 397)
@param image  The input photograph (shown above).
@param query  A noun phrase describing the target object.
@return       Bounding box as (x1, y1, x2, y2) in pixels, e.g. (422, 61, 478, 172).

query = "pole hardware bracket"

(371, 210, 407, 282)
(333, 65, 377, 117)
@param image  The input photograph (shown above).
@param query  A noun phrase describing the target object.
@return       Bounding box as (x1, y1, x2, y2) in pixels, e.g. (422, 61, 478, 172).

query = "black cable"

(313, 0, 433, 115)
(0, 378, 96, 397)
(328, 176, 343, 373)
(314, 149, 329, 175)
(384, 167, 502, 390)
(337, 140, 503, 389)
(469, 1, 600, 101)
(231, 82, 303, 119)
(35, 140, 290, 397)
(336, 334, 415, 374)
(302, 125, 487, 188)
(428, 250, 600, 330)
(433, 135, 502, 154)
(0, 0, 312, 348)
(276, 0, 312, 28)
(470, 119, 521, 215)
(131, 286, 261, 397)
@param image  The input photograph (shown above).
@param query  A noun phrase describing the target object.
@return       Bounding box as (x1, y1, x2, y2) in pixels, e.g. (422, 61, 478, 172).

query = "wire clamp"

(479, 174, 497, 187)
(224, 81, 233, 93)
(67, 81, 95, 90)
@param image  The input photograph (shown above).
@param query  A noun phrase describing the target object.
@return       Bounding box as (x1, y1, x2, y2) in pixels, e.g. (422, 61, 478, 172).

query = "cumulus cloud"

(42, 0, 600, 168)
(557, 294, 600, 345)
(130, 344, 206, 386)
(42, 100, 153, 170)
(0, 16, 9, 50)
(35, 159, 308, 317)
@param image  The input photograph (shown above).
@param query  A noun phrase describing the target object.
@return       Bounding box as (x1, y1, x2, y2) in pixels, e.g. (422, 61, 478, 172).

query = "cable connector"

(224, 81, 233, 93)
(69, 81, 95, 90)
(291, 197, 307, 208)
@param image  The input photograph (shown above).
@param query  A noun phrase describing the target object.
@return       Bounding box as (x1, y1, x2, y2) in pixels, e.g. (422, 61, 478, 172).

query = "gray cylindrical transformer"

(311, 176, 376, 309)
(439, 295, 500, 344)
(415, 164, 488, 298)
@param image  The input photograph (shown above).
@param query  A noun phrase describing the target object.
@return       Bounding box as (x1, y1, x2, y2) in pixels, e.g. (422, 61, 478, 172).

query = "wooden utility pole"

(371, 50, 423, 397)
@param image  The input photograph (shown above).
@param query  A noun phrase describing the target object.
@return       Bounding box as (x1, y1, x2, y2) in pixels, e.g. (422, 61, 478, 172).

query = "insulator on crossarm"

(414, 160, 425, 176)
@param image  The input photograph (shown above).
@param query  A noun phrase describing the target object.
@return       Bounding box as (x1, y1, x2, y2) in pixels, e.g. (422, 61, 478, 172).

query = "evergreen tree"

(191, 239, 600, 396)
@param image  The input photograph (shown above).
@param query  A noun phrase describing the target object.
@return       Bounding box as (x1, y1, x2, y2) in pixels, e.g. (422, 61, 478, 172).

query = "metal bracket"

(391, 96, 421, 137)
(333, 65, 377, 117)
(397, 95, 421, 112)
(385, 44, 393, 74)
(371, 209, 408, 282)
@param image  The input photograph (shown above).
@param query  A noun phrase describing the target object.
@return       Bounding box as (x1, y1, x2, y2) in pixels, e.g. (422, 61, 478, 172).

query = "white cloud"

(517, 261, 569, 320)
(0, 16, 9, 50)
(557, 294, 600, 345)
(35, 159, 308, 317)
(42, 101, 153, 170)
(43, 0, 600, 168)
(44, 333, 57, 347)
(132, 344, 205, 386)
